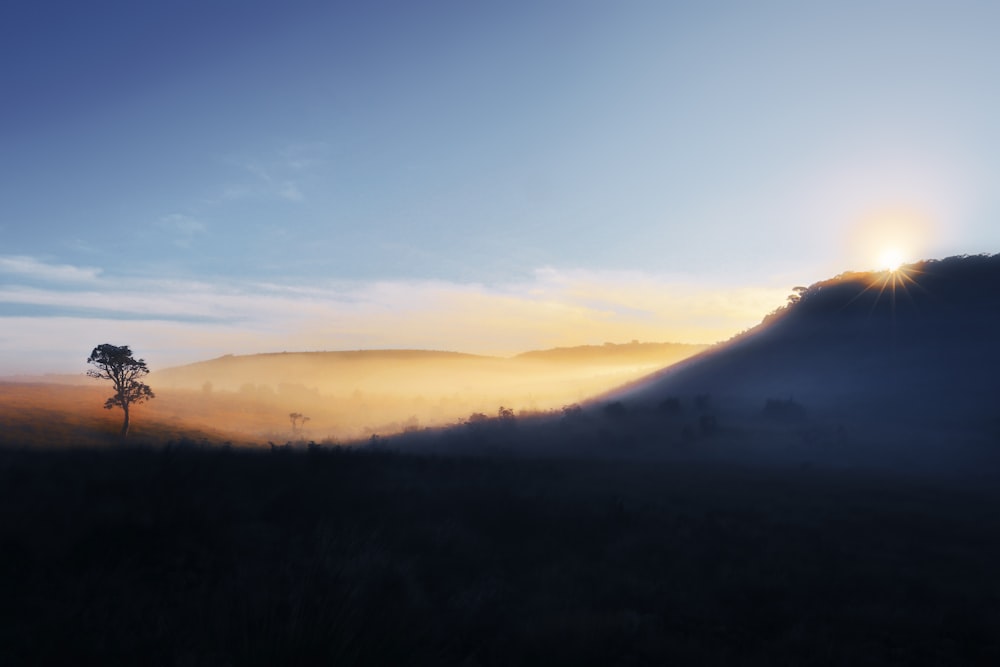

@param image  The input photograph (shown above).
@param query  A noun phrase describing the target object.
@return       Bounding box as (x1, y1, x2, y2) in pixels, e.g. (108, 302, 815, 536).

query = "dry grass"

(0, 383, 258, 448)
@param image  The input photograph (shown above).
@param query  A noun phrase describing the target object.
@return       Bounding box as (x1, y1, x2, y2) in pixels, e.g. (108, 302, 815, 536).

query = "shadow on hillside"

(385, 391, 1000, 483)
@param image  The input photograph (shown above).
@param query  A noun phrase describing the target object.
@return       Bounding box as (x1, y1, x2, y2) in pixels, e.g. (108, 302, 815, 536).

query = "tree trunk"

(120, 405, 130, 439)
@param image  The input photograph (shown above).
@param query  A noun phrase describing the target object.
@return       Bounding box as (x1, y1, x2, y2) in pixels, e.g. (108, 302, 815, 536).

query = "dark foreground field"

(2, 444, 999, 666)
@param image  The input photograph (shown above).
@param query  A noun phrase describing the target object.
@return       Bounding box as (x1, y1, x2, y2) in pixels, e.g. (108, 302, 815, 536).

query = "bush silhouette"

(763, 398, 807, 422)
(658, 397, 682, 415)
(603, 401, 628, 420)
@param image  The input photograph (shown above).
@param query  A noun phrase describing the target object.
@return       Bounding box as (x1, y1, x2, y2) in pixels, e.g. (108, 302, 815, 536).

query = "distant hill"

(0, 373, 91, 386)
(150, 349, 500, 392)
(611, 254, 1000, 436)
(515, 341, 706, 365)
(149, 342, 708, 394)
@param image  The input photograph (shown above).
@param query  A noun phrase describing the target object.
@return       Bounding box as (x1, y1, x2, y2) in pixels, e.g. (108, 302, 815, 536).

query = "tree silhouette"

(86, 344, 155, 439)
(289, 412, 310, 435)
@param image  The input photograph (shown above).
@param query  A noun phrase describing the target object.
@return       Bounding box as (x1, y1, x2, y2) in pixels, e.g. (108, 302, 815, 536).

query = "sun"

(847, 207, 934, 274)
(877, 247, 905, 272)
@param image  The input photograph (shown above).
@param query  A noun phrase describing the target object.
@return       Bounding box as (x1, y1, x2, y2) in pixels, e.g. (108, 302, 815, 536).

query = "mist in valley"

(0, 342, 707, 446)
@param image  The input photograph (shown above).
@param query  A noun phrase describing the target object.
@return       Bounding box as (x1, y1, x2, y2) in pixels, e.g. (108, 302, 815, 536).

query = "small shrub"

(497, 406, 516, 424)
(699, 414, 718, 436)
(561, 404, 583, 419)
(465, 413, 489, 430)
(658, 397, 682, 415)
(603, 401, 628, 420)
(762, 398, 807, 422)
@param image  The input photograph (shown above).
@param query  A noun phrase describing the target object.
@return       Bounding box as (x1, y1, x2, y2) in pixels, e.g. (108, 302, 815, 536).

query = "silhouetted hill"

(612, 254, 1000, 437)
(384, 255, 1000, 473)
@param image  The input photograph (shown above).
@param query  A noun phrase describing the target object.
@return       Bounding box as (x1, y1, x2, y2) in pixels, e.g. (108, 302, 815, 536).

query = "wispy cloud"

(276, 182, 303, 202)
(0, 266, 790, 373)
(159, 213, 207, 236)
(0, 255, 102, 283)
(278, 141, 329, 170)
(156, 214, 208, 248)
(63, 238, 101, 255)
(217, 143, 326, 204)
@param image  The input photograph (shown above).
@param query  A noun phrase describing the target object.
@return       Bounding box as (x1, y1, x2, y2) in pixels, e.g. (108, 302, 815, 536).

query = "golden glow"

(130, 344, 710, 441)
(877, 247, 905, 272)
(846, 207, 933, 272)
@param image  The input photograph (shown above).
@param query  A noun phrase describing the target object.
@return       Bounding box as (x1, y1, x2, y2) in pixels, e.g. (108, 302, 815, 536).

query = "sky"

(3, 0, 1000, 373)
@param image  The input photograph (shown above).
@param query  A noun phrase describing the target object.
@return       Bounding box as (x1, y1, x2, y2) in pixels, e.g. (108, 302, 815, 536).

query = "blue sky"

(2, 1, 999, 372)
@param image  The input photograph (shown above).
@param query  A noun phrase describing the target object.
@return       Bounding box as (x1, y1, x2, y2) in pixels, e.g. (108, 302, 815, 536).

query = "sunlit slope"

(146, 343, 706, 438)
(0, 383, 256, 448)
(611, 255, 1000, 429)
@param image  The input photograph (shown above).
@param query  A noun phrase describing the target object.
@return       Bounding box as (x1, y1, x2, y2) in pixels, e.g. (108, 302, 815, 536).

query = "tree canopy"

(87, 344, 155, 439)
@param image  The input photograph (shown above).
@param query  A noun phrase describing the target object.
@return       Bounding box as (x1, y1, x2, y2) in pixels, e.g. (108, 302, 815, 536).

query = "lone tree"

(289, 412, 310, 435)
(87, 344, 155, 439)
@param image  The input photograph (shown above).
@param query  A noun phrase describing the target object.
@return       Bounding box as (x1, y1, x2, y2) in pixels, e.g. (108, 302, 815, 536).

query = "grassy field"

(1, 441, 998, 666)
(0, 383, 264, 448)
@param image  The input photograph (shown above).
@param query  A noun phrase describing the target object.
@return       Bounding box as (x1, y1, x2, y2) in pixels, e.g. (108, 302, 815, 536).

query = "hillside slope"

(611, 254, 1000, 433)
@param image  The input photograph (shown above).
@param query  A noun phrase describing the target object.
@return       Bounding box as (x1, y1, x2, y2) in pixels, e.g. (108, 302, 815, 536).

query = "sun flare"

(848, 207, 934, 275)
(877, 247, 906, 272)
